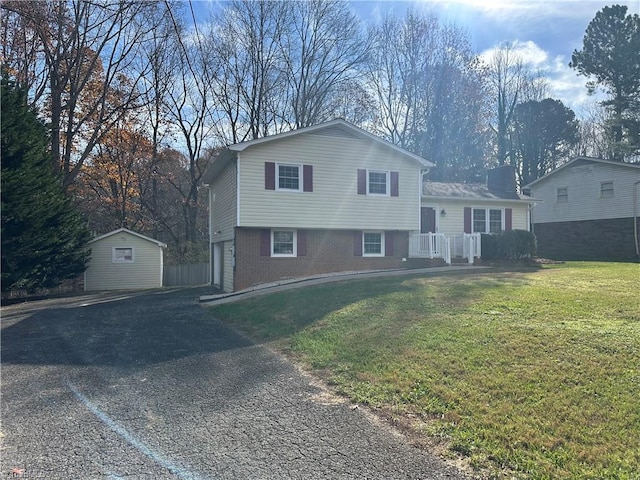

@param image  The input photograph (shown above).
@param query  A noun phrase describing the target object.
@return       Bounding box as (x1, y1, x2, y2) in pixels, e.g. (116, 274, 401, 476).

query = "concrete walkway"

(200, 265, 491, 305)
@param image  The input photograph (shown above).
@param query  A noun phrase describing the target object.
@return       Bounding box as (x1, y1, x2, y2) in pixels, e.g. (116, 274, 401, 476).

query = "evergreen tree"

(570, 5, 640, 161)
(1, 74, 91, 293)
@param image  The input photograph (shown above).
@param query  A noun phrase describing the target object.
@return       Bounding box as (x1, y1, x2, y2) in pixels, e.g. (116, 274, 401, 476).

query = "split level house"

(203, 119, 535, 292)
(524, 156, 640, 260)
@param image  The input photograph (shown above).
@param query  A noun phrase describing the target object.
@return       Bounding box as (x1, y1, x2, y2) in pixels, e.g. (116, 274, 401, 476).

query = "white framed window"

(473, 209, 503, 234)
(600, 181, 614, 198)
(472, 209, 486, 233)
(277, 163, 301, 191)
(363, 231, 385, 257)
(112, 247, 134, 263)
(367, 170, 389, 195)
(557, 186, 568, 203)
(271, 230, 297, 257)
(489, 209, 503, 234)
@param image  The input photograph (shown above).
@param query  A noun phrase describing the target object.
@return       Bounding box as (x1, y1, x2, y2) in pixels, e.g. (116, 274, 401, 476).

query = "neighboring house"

(84, 228, 167, 291)
(417, 166, 536, 261)
(524, 157, 640, 260)
(202, 119, 433, 292)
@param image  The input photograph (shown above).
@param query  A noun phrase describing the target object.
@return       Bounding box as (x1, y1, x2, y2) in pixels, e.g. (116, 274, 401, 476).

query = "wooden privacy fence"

(163, 263, 210, 287)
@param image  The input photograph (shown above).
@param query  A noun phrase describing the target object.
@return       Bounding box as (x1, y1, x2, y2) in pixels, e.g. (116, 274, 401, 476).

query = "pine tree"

(570, 5, 640, 161)
(1, 74, 91, 293)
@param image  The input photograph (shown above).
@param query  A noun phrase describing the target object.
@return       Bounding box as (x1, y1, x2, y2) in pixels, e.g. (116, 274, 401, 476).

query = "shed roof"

(88, 228, 167, 248)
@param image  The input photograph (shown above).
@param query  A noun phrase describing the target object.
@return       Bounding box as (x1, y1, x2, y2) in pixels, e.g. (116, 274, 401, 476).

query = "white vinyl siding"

(237, 133, 420, 231)
(85, 231, 163, 291)
(529, 162, 640, 223)
(223, 240, 234, 292)
(209, 159, 237, 242)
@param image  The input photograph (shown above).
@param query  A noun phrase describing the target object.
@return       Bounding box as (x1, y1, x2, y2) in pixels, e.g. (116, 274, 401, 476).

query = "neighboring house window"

(271, 230, 297, 257)
(368, 170, 389, 195)
(363, 231, 385, 257)
(277, 163, 301, 191)
(600, 181, 614, 198)
(472, 208, 503, 234)
(113, 247, 134, 263)
(557, 187, 568, 203)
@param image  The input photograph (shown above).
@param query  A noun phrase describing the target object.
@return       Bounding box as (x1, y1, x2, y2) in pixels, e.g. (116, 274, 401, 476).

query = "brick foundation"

(533, 217, 640, 261)
(234, 228, 413, 291)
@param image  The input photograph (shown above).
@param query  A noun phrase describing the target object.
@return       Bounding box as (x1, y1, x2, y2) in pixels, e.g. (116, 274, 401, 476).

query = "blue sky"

(191, 0, 640, 115)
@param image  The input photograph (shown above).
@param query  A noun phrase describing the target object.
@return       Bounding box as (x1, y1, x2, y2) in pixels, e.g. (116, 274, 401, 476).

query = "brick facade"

(234, 228, 412, 291)
(533, 217, 640, 261)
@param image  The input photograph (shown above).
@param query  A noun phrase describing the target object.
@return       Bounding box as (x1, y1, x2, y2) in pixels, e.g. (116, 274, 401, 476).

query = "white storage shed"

(84, 228, 167, 291)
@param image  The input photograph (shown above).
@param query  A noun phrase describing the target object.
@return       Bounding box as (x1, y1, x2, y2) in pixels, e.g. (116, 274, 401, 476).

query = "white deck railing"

(408, 233, 451, 264)
(409, 233, 481, 265)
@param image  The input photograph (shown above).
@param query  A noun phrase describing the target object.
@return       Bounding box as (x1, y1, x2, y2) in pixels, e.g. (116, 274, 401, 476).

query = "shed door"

(421, 207, 436, 233)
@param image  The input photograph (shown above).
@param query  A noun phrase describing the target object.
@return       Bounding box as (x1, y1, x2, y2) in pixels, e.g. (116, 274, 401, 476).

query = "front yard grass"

(207, 262, 640, 479)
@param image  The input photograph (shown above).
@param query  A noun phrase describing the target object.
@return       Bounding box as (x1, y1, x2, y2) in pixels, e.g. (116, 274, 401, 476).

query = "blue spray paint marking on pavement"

(67, 382, 209, 480)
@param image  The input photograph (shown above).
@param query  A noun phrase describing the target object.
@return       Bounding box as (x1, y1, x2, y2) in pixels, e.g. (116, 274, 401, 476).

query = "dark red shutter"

(303, 165, 313, 192)
(385, 231, 394, 256)
(505, 208, 513, 231)
(390, 171, 399, 197)
(464, 207, 472, 233)
(353, 231, 362, 256)
(260, 229, 271, 256)
(265, 162, 275, 190)
(297, 230, 307, 256)
(357, 169, 366, 194)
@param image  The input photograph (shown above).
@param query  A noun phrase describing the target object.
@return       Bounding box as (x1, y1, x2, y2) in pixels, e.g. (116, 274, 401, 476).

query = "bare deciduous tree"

(2, 0, 164, 190)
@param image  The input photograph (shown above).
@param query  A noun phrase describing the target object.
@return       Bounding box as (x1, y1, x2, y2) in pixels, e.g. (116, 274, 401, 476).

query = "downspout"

(634, 180, 640, 258)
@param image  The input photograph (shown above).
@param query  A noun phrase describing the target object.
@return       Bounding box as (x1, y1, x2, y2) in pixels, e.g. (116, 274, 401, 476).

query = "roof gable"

(202, 119, 433, 185)
(88, 228, 167, 247)
(524, 156, 640, 188)
(228, 119, 432, 168)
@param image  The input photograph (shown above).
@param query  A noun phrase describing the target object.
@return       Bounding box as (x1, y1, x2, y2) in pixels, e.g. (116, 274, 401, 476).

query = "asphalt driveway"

(1, 288, 467, 479)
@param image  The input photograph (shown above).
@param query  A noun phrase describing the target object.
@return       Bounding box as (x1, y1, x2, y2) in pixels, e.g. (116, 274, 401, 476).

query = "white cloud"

(479, 40, 598, 115)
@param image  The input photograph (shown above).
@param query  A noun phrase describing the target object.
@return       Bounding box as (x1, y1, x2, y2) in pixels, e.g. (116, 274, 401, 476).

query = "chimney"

(487, 165, 517, 196)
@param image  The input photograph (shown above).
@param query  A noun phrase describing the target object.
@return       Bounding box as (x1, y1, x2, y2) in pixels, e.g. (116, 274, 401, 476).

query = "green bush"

(481, 230, 537, 260)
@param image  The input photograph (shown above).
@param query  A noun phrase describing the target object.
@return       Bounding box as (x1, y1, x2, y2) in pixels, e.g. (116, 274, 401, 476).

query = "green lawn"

(207, 262, 640, 479)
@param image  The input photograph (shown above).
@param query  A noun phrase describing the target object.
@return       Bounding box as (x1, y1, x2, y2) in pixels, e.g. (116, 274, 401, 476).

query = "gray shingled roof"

(423, 181, 531, 201)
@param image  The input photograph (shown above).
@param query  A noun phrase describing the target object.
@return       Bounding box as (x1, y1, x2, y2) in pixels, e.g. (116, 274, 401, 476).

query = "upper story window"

(113, 247, 134, 263)
(557, 187, 568, 203)
(600, 181, 614, 198)
(265, 162, 312, 192)
(473, 208, 503, 234)
(367, 170, 389, 195)
(277, 163, 301, 191)
(357, 169, 398, 196)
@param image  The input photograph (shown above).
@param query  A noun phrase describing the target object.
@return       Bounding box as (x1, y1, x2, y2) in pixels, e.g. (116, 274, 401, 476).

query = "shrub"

(481, 230, 537, 260)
